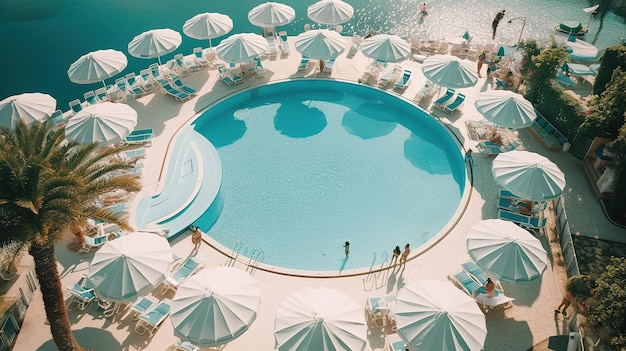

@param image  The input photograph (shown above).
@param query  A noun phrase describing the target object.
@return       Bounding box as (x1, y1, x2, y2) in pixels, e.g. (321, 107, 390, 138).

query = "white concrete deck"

(13, 36, 623, 351)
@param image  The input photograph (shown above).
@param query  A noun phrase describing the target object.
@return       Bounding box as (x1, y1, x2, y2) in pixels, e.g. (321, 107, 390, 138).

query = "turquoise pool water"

(191, 80, 465, 272)
(1, 0, 624, 107)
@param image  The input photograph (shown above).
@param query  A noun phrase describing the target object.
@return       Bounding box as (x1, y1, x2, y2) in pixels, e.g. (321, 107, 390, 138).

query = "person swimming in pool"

(419, 3, 428, 18)
(344, 241, 350, 256)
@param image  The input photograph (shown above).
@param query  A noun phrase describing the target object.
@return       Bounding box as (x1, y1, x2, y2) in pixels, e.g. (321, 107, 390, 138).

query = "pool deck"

(13, 36, 625, 351)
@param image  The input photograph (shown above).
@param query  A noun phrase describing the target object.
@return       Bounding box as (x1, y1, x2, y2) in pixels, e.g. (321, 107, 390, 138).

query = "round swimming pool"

(191, 80, 466, 273)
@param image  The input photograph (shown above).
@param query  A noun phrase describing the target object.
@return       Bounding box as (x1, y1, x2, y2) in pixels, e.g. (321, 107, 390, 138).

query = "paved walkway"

(12, 37, 624, 351)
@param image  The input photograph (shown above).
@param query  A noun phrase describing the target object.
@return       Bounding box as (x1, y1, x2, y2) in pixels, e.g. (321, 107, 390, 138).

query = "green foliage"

(566, 274, 595, 300)
(587, 257, 626, 349)
(520, 39, 586, 140)
(581, 68, 626, 139)
(593, 45, 626, 96)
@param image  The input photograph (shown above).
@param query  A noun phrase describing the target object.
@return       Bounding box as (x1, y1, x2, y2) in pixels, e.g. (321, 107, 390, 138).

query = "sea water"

(0, 0, 624, 106)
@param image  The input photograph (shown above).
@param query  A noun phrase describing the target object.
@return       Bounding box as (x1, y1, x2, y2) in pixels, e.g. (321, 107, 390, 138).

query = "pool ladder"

(227, 241, 264, 273)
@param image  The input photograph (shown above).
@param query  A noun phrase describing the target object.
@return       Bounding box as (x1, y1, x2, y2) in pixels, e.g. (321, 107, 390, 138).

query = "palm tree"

(0, 120, 142, 351)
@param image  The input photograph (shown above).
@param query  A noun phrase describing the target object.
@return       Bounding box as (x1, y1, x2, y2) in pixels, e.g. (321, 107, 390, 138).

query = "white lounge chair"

(122, 129, 154, 145)
(267, 38, 279, 57)
(174, 53, 200, 72)
(83, 91, 97, 105)
(134, 299, 171, 336)
(297, 57, 309, 72)
(171, 339, 199, 351)
(279, 32, 290, 55)
(394, 69, 412, 91)
(160, 257, 204, 294)
(138, 69, 159, 91)
(68, 99, 82, 115)
(66, 276, 96, 311)
(129, 295, 158, 317)
(254, 57, 266, 77)
(323, 57, 335, 73)
(192, 47, 209, 67)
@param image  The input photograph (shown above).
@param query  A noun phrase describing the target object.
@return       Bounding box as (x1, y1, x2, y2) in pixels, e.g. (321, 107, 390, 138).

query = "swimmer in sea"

(419, 3, 428, 17)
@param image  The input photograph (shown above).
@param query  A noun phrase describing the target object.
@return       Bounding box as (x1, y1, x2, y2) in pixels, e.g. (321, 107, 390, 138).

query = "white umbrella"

(395, 280, 487, 351)
(128, 28, 182, 66)
(360, 34, 411, 63)
(65, 102, 137, 145)
(467, 219, 548, 282)
(274, 287, 366, 351)
(294, 29, 346, 60)
(216, 33, 270, 63)
(183, 12, 233, 48)
(422, 54, 478, 88)
(170, 267, 260, 348)
(474, 90, 537, 129)
(307, 0, 354, 26)
(492, 150, 566, 201)
(248, 2, 296, 27)
(87, 232, 172, 303)
(0, 92, 56, 129)
(67, 49, 128, 87)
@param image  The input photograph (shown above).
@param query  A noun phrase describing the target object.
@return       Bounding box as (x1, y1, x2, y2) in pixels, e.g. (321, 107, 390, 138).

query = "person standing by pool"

(391, 245, 402, 265)
(344, 241, 350, 257)
(400, 243, 410, 264)
(477, 51, 486, 78)
(465, 148, 474, 165)
(190, 226, 202, 252)
(492, 10, 505, 40)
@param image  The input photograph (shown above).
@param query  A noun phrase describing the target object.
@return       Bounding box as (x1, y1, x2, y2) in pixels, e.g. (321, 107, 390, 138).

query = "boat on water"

(555, 21, 588, 36)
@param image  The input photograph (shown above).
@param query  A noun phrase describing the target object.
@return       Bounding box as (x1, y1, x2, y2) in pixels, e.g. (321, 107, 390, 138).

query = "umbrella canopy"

(216, 33, 270, 63)
(467, 219, 548, 282)
(474, 90, 537, 129)
(183, 12, 233, 48)
(0, 92, 56, 129)
(492, 150, 566, 201)
(67, 49, 128, 86)
(128, 28, 182, 65)
(87, 232, 172, 303)
(170, 267, 260, 348)
(294, 29, 346, 60)
(307, 0, 354, 25)
(360, 34, 411, 63)
(248, 2, 296, 27)
(395, 280, 487, 351)
(65, 102, 137, 145)
(422, 55, 478, 88)
(274, 287, 366, 351)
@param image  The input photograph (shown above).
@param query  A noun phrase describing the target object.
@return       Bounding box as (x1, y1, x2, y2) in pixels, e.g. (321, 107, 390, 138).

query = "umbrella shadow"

(274, 98, 327, 138)
(36, 327, 121, 351)
(341, 102, 397, 139)
(195, 108, 248, 147)
(482, 310, 533, 350)
(403, 133, 453, 175)
(500, 276, 542, 307)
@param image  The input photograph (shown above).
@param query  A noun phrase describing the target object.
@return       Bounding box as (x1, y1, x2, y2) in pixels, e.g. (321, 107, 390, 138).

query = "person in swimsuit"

(400, 243, 410, 264)
(391, 245, 402, 265)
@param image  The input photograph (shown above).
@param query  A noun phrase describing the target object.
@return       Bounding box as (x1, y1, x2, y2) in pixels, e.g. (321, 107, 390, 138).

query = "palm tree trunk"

(30, 240, 82, 351)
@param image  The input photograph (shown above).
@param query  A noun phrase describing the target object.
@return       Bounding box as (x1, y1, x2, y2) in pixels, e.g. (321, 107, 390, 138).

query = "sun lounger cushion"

(433, 88, 455, 108)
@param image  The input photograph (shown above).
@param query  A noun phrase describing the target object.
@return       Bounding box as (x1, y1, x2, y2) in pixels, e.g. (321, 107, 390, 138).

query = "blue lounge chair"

(267, 38, 279, 57)
(139, 69, 159, 91)
(378, 65, 402, 87)
(279, 34, 290, 55)
(171, 77, 197, 95)
(394, 69, 412, 91)
(498, 209, 547, 230)
(192, 47, 209, 67)
(254, 57, 266, 77)
(432, 88, 456, 108)
(174, 53, 200, 72)
(68, 99, 82, 115)
(323, 57, 335, 73)
(161, 257, 204, 294)
(80, 234, 110, 252)
(66, 276, 96, 311)
(83, 91, 97, 105)
(129, 295, 158, 317)
(451, 270, 481, 296)
(123, 129, 154, 145)
(171, 339, 199, 351)
(442, 93, 465, 113)
(134, 299, 171, 336)
(48, 109, 65, 126)
(555, 73, 575, 87)
(217, 65, 243, 85)
(160, 81, 192, 101)
(477, 141, 519, 155)
(297, 57, 309, 72)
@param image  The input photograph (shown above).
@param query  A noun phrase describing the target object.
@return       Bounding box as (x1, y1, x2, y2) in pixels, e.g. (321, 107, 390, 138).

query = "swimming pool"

(184, 80, 466, 273)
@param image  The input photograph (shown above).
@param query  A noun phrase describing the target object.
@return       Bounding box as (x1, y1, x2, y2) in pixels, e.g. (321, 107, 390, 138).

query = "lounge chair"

(167, 57, 191, 76)
(66, 276, 96, 311)
(477, 140, 519, 155)
(80, 233, 111, 252)
(413, 81, 436, 103)
(174, 53, 200, 72)
(93, 87, 108, 102)
(441, 93, 465, 113)
(254, 57, 266, 77)
(461, 262, 505, 294)
(297, 56, 309, 72)
(134, 299, 171, 336)
(324, 57, 335, 73)
(160, 81, 192, 101)
(171, 339, 200, 351)
(170, 77, 198, 95)
(83, 91, 97, 105)
(267, 38, 279, 57)
(161, 257, 204, 294)
(48, 109, 65, 126)
(384, 334, 407, 351)
(279, 33, 290, 55)
(217, 65, 243, 85)
(139, 69, 159, 91)
(122, 129, 154, 145)
(192, 47, 210, 67)
(129, 295, 158, 317)
(378, 65, 402, 88)
(436, 41, 450, 54)
(555, 73, 576, 87)
(432, 88, 456, 109)
(393, 69, 412, 91)
(409, 37, 421, 52)
(68, 99, 83, 115)
(498, 209, 547, 231)
(365, 296, 390, 331)
(450, 270, 482, 296)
